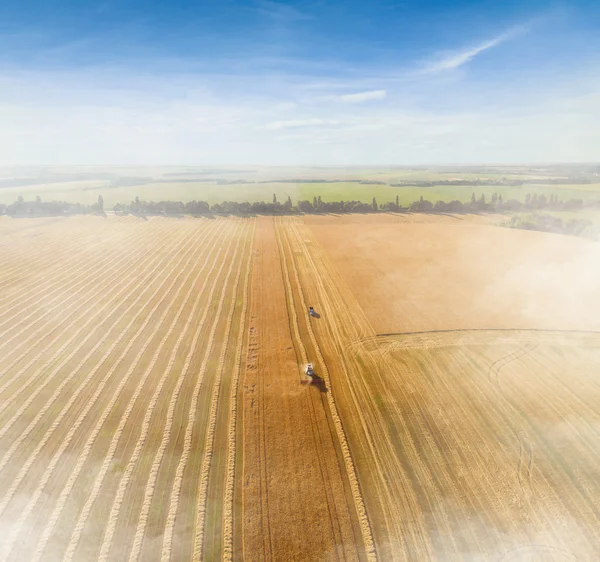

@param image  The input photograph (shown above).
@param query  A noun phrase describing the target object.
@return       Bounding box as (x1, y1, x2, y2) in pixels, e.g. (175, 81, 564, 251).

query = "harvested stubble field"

(0, 215, 257, 561)
(1, 212, 600, 561)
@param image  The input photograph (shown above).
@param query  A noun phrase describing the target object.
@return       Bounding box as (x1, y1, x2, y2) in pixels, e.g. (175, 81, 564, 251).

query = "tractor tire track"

(288, 218, 436, 560)
(487, 343, 538, 498)
(276, 218, 354, 561)
(278, 218, 376, 561)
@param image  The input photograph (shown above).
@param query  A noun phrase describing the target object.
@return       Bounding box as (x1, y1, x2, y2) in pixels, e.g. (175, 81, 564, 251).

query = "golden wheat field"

(1, 213, 600, 561)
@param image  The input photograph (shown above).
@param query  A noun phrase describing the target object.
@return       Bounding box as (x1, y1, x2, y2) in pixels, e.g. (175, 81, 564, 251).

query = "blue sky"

(0, 0, 599, 164)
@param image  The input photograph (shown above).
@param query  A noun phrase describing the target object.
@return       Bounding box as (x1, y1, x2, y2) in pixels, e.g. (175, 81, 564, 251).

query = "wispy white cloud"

(422, 25, 528, 73)
(339, 90, 387, 103)
(1, 31, 599, 167)
(264, 118, 339, 130)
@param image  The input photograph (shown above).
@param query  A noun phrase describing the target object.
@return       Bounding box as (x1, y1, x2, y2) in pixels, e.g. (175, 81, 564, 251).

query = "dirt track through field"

(240, 216, 365, 561)
(275, 217, 375, 560)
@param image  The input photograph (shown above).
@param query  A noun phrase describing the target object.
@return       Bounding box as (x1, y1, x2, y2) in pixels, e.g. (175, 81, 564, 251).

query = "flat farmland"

(2, 212, 600, 561)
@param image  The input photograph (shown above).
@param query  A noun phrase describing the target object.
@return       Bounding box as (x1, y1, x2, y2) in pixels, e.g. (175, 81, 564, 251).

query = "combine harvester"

(301, 363, 315, 385)
(302, 308, 325, 387)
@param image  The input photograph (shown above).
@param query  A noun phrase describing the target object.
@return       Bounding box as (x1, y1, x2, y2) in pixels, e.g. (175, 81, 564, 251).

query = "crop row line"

(0, 219, 176, 367)
(0, 221, 219, 560)
(99, 222, 243, 561)
(60, 220, 232, 562)
(159, 223, 248, 562)
(191, 222, 250, 561)
(0, 220, 118, 288)
(0, 221, 221, 561)
(0, 222, 199, 428)
(222, 221, 255, 562)
(28, 220, 227, 562)
(0, 218, 153, 313)
(127, 221, 250, 562)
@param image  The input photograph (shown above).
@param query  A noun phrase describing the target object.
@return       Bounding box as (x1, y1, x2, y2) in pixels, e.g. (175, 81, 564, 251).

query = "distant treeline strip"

(2, 191, 599, 218)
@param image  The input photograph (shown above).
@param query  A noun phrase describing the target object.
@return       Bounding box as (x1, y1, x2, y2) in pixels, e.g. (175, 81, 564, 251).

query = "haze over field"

(1, 0, 600, 165)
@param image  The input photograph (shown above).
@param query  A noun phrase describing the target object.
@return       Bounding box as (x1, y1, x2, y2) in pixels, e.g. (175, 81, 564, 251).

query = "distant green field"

(1, 177, 599, 208)
(296, 182, 600, 206)
(539, 208, 600, 223)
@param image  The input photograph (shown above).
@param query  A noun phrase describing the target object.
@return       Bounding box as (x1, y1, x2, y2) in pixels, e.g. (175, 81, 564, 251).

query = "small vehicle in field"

(309, 307, 316, 317)
(301, 363, 315, 385)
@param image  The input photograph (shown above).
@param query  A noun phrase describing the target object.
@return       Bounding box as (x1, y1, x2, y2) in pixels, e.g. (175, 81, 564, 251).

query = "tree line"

(507, 213, 599, 240)
(1, 191, 597, 218)
(0, 195, 104, 217)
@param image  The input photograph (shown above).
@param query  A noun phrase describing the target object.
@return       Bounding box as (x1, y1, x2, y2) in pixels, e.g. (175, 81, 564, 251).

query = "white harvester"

(301, 362, 315, 385)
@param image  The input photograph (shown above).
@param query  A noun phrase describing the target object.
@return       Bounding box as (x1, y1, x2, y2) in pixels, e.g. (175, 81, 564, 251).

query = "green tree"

(372, 197, 378, 211)
(298, 200, 314, 213)
(98, 195, 104, 213)
(395, 194, 399, 207)
(272, 193, 277, 204)
(313, 196, 318, 210)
